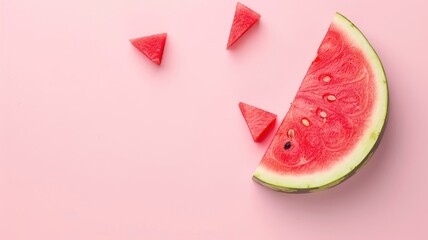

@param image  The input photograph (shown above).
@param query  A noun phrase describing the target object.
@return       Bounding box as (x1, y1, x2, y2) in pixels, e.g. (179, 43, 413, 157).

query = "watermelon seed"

(284, 141, 292, 150)
(288, 129, 295, 138)
(320, 111, 327, 118)
(327, 95, 336, 102)
(302, 119, 310, 126)
(323, 76, 331, 82)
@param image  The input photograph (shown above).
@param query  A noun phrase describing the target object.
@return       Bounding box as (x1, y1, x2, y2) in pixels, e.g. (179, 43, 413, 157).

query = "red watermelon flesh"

(266, 29, 377, 174)
(253, 13, 388, 192)
(227, 2, 261, 49)
(130, 33, 167, 65)
(239, 102, 277, 142)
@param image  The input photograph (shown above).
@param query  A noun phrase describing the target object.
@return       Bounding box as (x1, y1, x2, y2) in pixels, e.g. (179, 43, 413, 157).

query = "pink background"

(1, 0, 427, 239)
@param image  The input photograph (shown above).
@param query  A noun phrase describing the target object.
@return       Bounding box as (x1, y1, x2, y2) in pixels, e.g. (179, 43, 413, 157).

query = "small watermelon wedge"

(130, 33, 167, 65)
(227, 2, 261, 49)
(253, 13, 388, 192)
(239, 102, 277, 142)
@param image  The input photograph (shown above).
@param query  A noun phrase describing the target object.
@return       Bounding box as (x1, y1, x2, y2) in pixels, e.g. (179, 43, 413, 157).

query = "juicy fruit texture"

(227, 2, 261, 49)
(253, 13, 388, 192)
(130, 33, 167, 65)
(239, 102, 277, 142)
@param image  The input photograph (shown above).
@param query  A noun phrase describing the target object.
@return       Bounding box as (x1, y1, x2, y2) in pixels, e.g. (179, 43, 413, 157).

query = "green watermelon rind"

(253, 12, 389, 192)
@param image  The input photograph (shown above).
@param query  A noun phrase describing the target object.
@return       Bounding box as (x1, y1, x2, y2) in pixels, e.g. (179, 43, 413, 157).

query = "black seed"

(284, 141, 291, 150)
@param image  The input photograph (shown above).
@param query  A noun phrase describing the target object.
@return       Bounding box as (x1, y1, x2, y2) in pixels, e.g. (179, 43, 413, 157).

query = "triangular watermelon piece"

(227, 2, 261, 49)
(239, 102, 277, 142)
(129, 33, 167, 65)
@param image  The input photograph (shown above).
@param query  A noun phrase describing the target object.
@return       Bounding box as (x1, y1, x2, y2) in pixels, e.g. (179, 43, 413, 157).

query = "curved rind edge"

(253, 117, 388, 193)
(252, 12, 389, 193)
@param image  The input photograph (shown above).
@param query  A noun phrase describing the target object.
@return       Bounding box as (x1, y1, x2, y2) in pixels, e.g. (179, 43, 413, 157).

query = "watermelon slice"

(253, 13, 388, 192)
(130, 33, 167, 65)
(227, 2, 261, 49)
(239, 102, 277, 142)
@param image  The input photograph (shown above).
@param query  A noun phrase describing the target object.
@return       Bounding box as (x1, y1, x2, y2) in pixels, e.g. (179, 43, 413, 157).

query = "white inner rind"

(253, 13, 388, 190)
